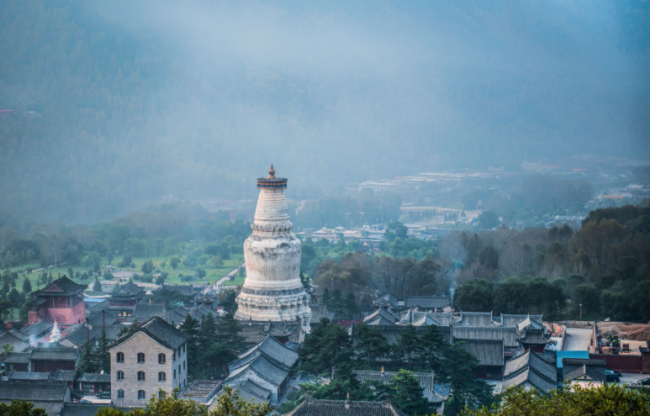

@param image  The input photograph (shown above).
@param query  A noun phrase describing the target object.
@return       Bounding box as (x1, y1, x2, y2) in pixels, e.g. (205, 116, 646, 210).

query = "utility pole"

(579, 303, 583, 320)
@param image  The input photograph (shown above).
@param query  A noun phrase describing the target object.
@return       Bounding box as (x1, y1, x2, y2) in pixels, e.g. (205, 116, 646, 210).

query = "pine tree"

(389, 370, 431, 416)
(344, 292, 359, 318)
(395, 325, 422, 367)
(215, 313, 244, 351)
(22, 277, 32, 294)
(93, 279, 102, 291)
(415, 324, 447, 372)
(353, 322, 390, 366)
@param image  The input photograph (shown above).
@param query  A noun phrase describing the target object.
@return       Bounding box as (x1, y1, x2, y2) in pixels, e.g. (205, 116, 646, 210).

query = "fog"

(0, 0, 648, 224)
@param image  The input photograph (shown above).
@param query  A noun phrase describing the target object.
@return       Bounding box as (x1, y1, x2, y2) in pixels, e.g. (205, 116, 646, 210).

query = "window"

(137, 371, 146, 381)
(117, 371, 124, 381)
(158, 372, 166, 382)
(137, 353, 145, 363)
(173, 369, 176, 379)
(117, 389, 124, 399)
(116, 352, 124, 363)
(138, 390, 145, 400)
(159, 391, 166, 399)
(183, 360, 186, 370)
(158, 353, 166, 364)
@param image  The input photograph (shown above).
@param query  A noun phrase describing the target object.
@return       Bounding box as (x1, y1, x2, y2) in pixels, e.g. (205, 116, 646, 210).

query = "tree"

(384, 221, 408, 242)
(2, 343, 15, 357)
(0, 400, 47, 416)
(395, 325, 421, 366)
(464, 384, 650, 416)
(196, 268, 207, 279)
(118, 255, 133, 268)
(141, 259, 155, 274)
(415, 324, 447, 373)
(387, 370, 431, 416)
(299, 318, 353, 375)
(299, 271, 313, 294)
(573, 283, 599, 318)
(344, 292, 359, 318)
(455, 279, 494, 312)
(353, 323, 391, 366)
(441, 343, 494, 415)
(22, 276, 32, 294)
(217, 289, 238, 314)
(93, 279, 102, 292)
(478, 211, 500, 230)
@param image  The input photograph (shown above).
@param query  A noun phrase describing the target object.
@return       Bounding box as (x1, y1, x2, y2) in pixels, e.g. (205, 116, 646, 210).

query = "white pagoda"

(235, 165, 311, 330)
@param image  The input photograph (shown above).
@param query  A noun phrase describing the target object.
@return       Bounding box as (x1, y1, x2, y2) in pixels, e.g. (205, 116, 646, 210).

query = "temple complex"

(235, 165, 311, 331)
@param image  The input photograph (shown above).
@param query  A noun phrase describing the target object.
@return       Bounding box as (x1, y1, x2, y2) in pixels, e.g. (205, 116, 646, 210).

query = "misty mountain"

(1, 0, 648, 225)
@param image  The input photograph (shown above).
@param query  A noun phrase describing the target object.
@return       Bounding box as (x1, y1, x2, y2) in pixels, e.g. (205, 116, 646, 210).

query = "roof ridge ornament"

(268, 164, 276, 179)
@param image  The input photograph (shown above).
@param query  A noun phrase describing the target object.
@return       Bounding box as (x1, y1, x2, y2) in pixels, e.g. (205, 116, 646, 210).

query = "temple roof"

(452, 326, 519, 349)
(0, 381, 68, 401)
(3, 352, 30, 364)
(109, 316, 190, 350)
(404, 296, 450, 309)
(20, 320, 53, 338)
(29, 345, 79, 361)
(235, 335, 299, 370)
(8, 370, 52, 382)
(53, 369, 77, 382)
(79, 373, 111, 383)
(453, 312, 496, 327)
(111, 282, 144, 298)
(352, 370, 449, 403)
(227, 354, 289, 387)
(363, 308, 396, 326)
(234, 380, 271, 405)
(500, 314, 543, 328)
(503, 350, 557, 394)
(456, 339, 504, 367)
(283, 398, 409, 416)
(32, 275, 86, 297)
(0, 330, 30, 352)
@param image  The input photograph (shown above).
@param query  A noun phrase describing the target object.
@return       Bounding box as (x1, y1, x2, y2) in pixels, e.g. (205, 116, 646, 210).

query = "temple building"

(235, 165, 311, 331)
(29, 276, 86, 328)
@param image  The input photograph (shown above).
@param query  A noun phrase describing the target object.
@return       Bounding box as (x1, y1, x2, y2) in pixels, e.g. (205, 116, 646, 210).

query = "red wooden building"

(29, 276, 86, 328)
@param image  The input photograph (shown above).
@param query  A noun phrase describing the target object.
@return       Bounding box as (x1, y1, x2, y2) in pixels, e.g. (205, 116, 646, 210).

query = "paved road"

(563, 328, 593, 351)
(212, 263, 245, 292)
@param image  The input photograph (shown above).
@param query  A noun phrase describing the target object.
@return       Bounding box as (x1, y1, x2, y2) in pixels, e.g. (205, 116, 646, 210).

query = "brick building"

(109, 317, 190, 407)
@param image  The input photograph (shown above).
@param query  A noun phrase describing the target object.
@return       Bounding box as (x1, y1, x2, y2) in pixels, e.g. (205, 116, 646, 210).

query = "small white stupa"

(50, 320, 62, 343)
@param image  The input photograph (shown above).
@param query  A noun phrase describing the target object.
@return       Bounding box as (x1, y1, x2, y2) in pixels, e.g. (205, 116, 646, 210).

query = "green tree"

(415, 324, 447, 373)
(573, 283, 599, 318)
(299, 318, 353, 375)
(455, 279, 494, 312)
(384, 221, 408, 242)
(196, 268, 207, 279)
(22, 276, 32, 294)
(180, 315, 201, 379)
(141, 259, 155, 274)
(444, 343, 494, 415)
(395, 325, 421, 366)
(2, 343, 15, 357)
(464, 384, 650, 416)
(170, 257, 180, 270)
(388, 370, 431, 416)
(353, 322, 391, 366)
(93, 279, 102, 292)
(478, 211, 500, 230)
(344, 292, 359, 318)
(0, 400, 48, 416)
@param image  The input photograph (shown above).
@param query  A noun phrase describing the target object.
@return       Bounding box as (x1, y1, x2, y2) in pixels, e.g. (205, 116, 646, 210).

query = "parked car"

(637, 378, 650, 386)
(605, 370, 621, 382)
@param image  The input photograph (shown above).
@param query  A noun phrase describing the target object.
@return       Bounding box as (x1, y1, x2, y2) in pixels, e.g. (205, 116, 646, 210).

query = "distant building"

(562, 358, 606, 389)
(109, 317, 190, 407)
(108, 282, 145, 318)
(29, 276, 86, 327)
(0, 381, 71, 416)
(29, 344, 79, 373)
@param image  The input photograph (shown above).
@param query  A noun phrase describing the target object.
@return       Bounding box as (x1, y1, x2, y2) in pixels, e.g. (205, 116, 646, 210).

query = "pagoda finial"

(268, 164, 276, 179)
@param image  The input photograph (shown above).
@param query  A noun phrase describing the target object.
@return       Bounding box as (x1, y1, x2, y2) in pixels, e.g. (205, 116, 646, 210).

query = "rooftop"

(29, 345, 79, 361)
(109, 316, 190, 350)
(404, 296, 450, 309)
(0, 381, 68, 401)
(456, 339, 504, 367)
(32, 275, 86, 297)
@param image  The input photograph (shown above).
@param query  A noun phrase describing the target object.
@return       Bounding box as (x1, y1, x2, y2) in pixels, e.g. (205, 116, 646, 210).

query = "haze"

(1, 0, 648, 224)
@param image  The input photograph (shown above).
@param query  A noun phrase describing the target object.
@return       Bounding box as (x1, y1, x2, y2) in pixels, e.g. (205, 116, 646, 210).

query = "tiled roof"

(53, 369, 77, 382)
(87, 310, 119, 327)
(452, 326, 519, 348)
(20, 320, 53, 338)
(373, 292, 398, 307)
(30, 345, 79, 361)
(363, 309, 396, 326)
(114, 281, 144, 296)
(109, 316, 189, 350)
(404, 296, 450, 309)
(364, 325, 452, 345)
(456, 339, 504, 367)
(503, 351, 557, 394)
(517, 329, 550, 345)
(562, 358, 606, 383)
(8, 370, 52, 382)
(353, 370, 448, 403)
(235, 335, 299, 370)
(227, 354, 289, 387)
(3, 352, 30, 364)
(453, 312, 495, 327)
(9, 329, 30, 341)
(0, 331, 30, 352)
(233, 380, 271, 405)
(500, 314, 543, 328)
(132, 303, 166, 320)
(33, 276, 86, 296)
(79, 373, 111, 383)
(284, 398, 409, 416)
(60, 404, 122, 416)
(0, 381, 68, 401)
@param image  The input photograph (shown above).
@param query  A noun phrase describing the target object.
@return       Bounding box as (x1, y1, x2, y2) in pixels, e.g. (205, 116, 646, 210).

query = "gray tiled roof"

(3, 352, 30, 364)
(363, 308, 396, 325)
(404, 296, 450, 309)
(284, 398, 409, 416)
(0, 331, 30, 352)
(53, 369, 77, 382)
(20, 320, 53, 338)
(228, 354, 289, 387)
(453, 312, 495, 327)
(109, 316, 189, 350)
(452, 326, 519, 348)
(503, 351, 557, 394)
(353, 370, 448, 403)
(8, 370, 52, 382)
(232, 380, 271, 405)
(517, 329, 550, 345)
(132, 303, 166, 320)
(456, 339, 504, 367)
(363, 325, 452, 345)
(79, 373, 110, 383)
(562, 358, 606, 383)
(30, 345, 79, 361)
(0, 381, 68, 401)
(9, 329, 30, 341)
(500, 314, 543, 328)
(33, 276, 86, 296)
(236, 336, 299, 369)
